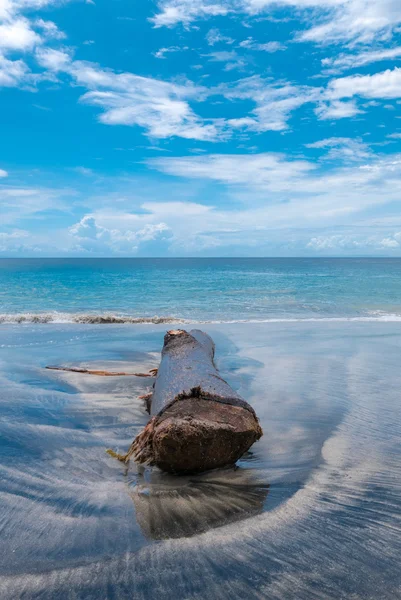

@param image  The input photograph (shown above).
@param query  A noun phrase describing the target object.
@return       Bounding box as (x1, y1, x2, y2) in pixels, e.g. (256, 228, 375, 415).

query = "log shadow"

(128, 467, 269, 540)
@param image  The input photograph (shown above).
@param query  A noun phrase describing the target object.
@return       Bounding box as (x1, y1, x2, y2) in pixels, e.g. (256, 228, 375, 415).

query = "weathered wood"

(124, 329, 263, 474)
(46, 366, 158, 377)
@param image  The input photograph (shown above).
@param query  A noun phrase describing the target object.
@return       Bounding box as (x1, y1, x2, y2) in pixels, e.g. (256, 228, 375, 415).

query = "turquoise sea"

(1, 257, 401, 322)
(1, 259, 401, 599)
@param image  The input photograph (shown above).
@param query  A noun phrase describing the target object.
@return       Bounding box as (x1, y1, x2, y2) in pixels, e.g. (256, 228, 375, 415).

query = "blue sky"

(1, 0, 401, 256)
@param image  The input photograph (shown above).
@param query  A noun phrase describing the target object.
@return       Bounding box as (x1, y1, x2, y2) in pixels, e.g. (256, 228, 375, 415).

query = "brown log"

(122, 329, 263, 474)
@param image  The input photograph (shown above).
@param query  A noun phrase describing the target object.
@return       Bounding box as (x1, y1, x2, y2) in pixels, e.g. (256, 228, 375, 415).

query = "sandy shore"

(1, 322, 401, 599)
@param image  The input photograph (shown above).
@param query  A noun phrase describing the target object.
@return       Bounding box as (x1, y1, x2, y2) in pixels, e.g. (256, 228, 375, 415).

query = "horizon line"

(1, 256, 401, 260)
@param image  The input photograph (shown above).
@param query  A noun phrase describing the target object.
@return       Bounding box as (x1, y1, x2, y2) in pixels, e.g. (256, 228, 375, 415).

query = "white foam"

(1, 311, 401, 324)
(0, 312, 184, 324)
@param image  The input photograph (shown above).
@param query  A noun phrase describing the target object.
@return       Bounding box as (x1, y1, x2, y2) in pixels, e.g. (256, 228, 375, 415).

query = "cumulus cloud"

(307, 235, 365, 251)
(0, 0, 68, 89)
(0, 18, 41, 51)
(69, 215, 171, 253)
(327, 67, 401, 101)
(307, 232, 401, 251)
(0, 229, 31, 253)
(0, 168, 8, 177)
(316, 66, 401, 118)
(69, 215, 99, 239)
(380, 236, 400, 248)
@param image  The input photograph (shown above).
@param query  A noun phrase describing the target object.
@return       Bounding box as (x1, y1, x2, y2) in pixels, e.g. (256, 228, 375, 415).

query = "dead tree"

(124, 329, 263, 474)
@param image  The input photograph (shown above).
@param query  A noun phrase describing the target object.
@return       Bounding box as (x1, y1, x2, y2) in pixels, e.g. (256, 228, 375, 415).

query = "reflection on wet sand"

(129, 467, 269, 540)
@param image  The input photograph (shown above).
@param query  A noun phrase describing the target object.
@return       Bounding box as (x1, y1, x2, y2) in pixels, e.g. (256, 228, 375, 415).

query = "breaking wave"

(0, 312, 185, 325)
(1, 311, 401, 324)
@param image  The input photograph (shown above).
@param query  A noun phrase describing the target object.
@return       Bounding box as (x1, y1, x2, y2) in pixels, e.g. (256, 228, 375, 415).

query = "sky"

(1, 0, 401, 256)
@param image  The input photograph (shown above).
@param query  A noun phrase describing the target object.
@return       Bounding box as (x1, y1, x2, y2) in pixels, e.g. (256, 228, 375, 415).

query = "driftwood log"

(124, 329, 263, 474)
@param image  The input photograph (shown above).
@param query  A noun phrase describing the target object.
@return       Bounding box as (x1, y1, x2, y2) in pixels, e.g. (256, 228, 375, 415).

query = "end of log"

(129, 397, 262, 474)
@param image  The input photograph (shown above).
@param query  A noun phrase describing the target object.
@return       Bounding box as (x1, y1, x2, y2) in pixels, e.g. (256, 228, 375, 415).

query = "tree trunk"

(125, 329, 263, 474)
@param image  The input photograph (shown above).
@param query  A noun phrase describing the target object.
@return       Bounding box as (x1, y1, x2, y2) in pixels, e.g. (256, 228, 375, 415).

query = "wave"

(1, 311, 401, 324)
(0, 312, 185, 325)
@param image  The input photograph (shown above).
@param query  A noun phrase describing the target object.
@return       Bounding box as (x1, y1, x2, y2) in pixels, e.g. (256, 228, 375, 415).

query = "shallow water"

(1, 323, 401, 599)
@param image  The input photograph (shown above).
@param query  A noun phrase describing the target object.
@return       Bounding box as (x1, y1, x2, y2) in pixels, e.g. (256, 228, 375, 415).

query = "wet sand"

(1, 323, 401, 599)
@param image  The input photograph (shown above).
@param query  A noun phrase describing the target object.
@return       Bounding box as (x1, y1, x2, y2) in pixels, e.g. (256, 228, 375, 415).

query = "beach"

(1, 321, 401, 599)
(4, 0, 401, 594)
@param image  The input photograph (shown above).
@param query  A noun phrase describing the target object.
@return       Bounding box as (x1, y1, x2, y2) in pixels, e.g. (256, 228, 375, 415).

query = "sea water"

(1, 257, 401, 323)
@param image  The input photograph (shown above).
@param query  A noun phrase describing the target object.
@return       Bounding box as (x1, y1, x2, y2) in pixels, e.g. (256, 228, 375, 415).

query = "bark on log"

(124, 329, 263, 474)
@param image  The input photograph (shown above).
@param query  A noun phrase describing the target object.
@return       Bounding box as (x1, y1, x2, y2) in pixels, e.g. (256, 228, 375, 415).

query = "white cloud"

(317, 66, 401, 119)
(0, 52, 33, 87)
(36, 49, 220, 140)
(152, 1, 231, 28)
(34, 18, 66, 40)
(203, 49, 247, 70)
(152, 1, 401, 46)
(380, 236, 399, 248)
(322, 46, 401, 73)
(35, 47, 71, 70)
(72, 166, 95, 176)
(239, 38, 286, 52)
(206, 27, 234, 45)
(149, 152, 316, 192)
(0, 229, 28, 239)
(0, 229, 30, 252)
(148, 152, 401, 232)
(0, 168, 8, 177)
(315, 99, 362, 120)
(69, 215, 98, 239)
(305, 137, 371, 162)
(0, 184, 72, 225)
(154, 45, 187, 58)
(327, 67, 401, 101)
(222, 76, 320, 131)
(69, 215, 171, 253)
(307, 235, 365, 250)
(299, 0, 401, 45)
(307, 232, 401, 251)
(0, 18, 40, 51)
(205, 50, 237, 61)
(31, 52, 397, 140)
(6, 152, 401, 256)
(0, 1, 68, 90)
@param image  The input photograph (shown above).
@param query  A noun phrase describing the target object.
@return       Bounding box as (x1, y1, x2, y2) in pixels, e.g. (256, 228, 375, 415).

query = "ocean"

(1, 259, 401, 599)
(1, 257, 401, 323)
